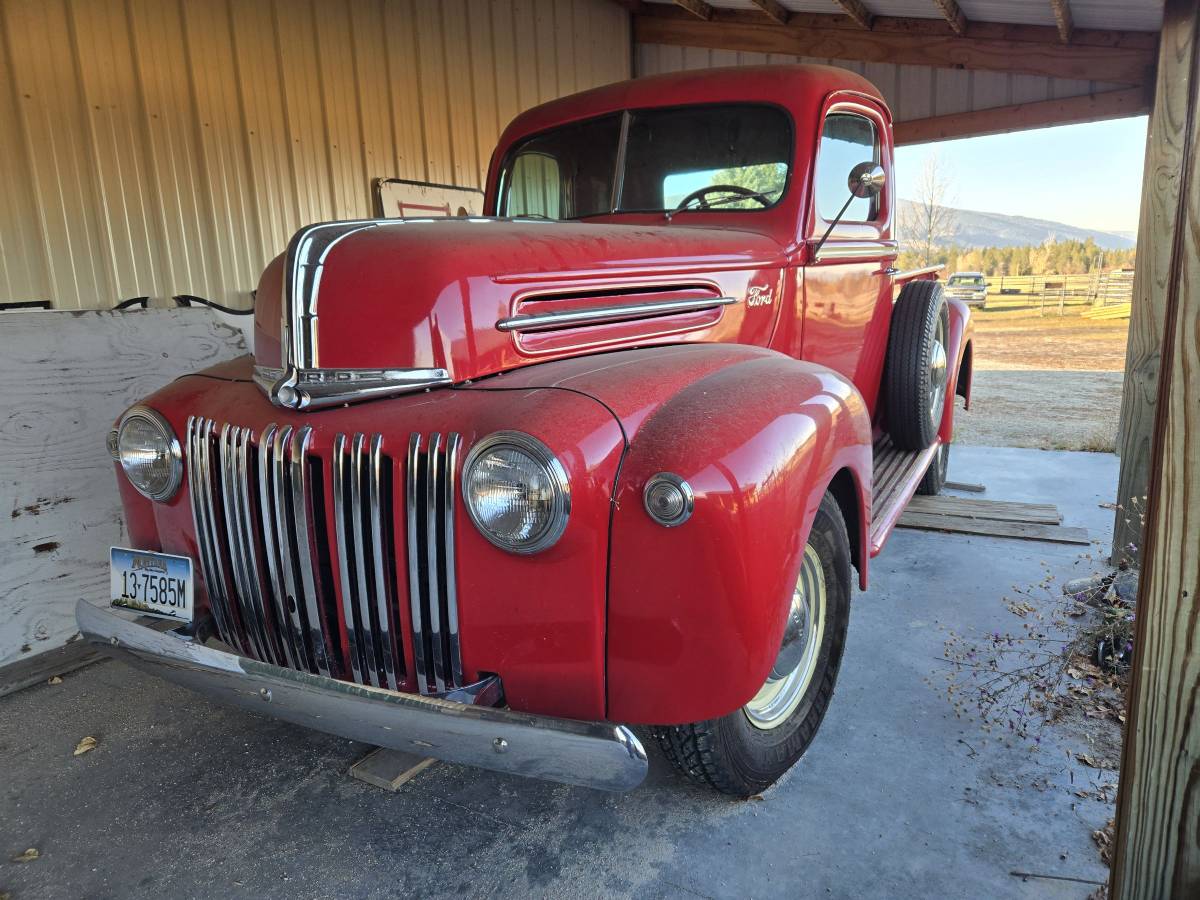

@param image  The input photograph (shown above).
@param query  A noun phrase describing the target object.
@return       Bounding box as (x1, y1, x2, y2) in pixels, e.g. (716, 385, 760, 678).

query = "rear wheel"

(653, 492, 852, 797)
(885, 281, 949, 451)
(916, 442, 949, 496)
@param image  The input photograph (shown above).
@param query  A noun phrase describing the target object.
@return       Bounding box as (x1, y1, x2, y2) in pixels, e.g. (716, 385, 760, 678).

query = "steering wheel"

(673, 183, 771, 212)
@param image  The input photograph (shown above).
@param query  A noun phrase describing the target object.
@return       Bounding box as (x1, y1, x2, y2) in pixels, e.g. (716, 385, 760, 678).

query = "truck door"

(800, 100, 896, 417)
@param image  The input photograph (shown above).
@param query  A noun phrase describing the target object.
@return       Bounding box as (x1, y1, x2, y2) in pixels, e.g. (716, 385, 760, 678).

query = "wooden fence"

(980, 271, 1136, 316)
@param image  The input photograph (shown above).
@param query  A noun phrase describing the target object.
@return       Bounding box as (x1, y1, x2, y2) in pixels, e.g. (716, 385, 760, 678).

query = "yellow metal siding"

(0, 0, 631, 310)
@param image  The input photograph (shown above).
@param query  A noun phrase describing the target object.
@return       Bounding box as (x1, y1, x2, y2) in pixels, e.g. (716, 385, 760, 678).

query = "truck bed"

(869, 434, 943, 557)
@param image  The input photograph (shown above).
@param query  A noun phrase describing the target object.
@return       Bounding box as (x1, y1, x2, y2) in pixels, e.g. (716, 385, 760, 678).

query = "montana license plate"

(110, 547, 193, 622)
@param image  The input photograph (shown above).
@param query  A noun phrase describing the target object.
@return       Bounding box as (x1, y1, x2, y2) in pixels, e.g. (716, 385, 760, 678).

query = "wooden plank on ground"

(0, 641, 101, 698)
(349, 748, 437, 791)
(0, 309, 246, 673)
(945, 480, 985, 493)
(896, 511, 1090, 544)
(903, 495, 1064, 524)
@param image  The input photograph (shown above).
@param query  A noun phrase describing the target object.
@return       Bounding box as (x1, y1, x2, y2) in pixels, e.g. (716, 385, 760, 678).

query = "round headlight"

(462, 431, 570, 554)
(116, 405, 182, 502)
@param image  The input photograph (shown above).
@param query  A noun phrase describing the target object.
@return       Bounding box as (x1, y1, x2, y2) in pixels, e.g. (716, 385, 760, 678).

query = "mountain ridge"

(898, 199, 1136, 250)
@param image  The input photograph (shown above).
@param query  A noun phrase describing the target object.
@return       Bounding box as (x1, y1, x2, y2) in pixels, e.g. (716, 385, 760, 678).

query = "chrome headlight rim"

(117, 404, 183, 502)
(643, 472, 694, 527)
(461, 430, 571, 555)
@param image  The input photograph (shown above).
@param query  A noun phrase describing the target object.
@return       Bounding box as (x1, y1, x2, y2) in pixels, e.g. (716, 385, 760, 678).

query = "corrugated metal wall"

(635, 43, 1123, 128)
(0, 0, 631, 310)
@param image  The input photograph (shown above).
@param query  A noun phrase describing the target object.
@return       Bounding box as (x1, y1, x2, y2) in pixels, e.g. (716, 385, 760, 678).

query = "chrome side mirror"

(848, 161, 886, 198)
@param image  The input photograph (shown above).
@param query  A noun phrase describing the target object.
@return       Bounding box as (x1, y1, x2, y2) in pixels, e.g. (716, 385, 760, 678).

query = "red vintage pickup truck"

(81, 65, 971, 797)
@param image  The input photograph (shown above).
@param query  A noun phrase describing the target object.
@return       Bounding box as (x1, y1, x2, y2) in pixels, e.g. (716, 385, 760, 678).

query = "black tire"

(916, 442, 949, 496)
(885, 280, 950, 451)
(652, 492, 852, 798)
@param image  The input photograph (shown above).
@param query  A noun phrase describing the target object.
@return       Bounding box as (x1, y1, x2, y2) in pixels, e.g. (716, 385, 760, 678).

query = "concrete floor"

(0, 447, 1120, 900)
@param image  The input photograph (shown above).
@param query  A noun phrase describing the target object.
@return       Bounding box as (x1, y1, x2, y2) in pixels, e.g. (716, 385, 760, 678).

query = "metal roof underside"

(633, 1, 1163, 142)
(639, 0, 1164, 31)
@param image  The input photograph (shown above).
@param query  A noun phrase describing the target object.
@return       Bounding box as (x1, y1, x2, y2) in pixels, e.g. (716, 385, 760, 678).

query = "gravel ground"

(954, 370, 1122, 451)
(953, 306, 1128, 451)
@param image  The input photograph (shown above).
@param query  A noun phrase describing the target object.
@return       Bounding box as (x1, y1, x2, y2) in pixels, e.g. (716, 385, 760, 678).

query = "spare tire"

(884, 280, 949, 450)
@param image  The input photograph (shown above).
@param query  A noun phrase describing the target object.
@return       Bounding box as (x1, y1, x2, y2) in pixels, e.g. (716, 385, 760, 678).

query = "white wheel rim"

(744, 543, 827, 730)
(929, 315, 948, 430)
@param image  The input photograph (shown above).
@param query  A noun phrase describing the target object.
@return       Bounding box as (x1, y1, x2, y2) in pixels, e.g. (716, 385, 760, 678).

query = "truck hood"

(253, 219, 786, 408)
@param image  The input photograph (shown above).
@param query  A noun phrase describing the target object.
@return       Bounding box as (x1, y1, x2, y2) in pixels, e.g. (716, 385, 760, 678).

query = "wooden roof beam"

(632, 6, 1157, 85)
(1050, 0, 1074, 43)
(748, 0, 791, 25)
(931, 0, 968, 36)
(673, 0, 714, 20)
(894, 86, 1151, 145)
(832, 0, 874, 30)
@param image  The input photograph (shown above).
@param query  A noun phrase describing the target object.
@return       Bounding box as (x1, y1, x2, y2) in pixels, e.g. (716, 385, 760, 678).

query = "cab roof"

(498, 65, 890, 149)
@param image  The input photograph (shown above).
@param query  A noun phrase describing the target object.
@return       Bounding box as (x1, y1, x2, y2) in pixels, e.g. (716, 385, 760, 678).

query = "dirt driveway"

(952, 302, 1129, 451)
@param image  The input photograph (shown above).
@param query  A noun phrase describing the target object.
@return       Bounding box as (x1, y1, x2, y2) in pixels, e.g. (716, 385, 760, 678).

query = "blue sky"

(895, 115, 1149, 236)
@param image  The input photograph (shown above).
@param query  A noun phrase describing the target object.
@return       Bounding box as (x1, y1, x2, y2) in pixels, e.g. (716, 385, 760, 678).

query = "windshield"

(498, 104, 792, 219)
(949, 275, 985, 286)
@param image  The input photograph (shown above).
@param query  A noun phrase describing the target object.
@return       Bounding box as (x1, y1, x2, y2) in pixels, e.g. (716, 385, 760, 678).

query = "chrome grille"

(332, 432, 404, 690)
(186, 417, 464, 695)
(408, 432, 464, 694)
(187, 417, 338, 676)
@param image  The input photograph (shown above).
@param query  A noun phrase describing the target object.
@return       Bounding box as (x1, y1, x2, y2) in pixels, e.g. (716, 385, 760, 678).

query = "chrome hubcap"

(744, 544, 827, 730)
(929, 317, 948, 429)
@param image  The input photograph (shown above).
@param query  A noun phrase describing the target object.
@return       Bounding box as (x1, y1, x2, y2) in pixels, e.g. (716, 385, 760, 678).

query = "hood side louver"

(498, 283, 739, 355)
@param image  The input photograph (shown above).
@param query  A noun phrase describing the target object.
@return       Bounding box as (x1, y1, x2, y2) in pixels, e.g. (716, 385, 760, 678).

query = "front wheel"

(652, 492, 852, 797)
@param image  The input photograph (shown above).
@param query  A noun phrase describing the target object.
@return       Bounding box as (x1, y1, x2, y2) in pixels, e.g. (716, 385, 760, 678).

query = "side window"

(506, 153, 562, 218)
(815, 112, 879, 223)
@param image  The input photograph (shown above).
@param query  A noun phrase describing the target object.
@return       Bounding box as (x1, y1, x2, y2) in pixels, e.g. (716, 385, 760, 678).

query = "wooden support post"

(1111, 0, 1195, 565)
(1110, 1, 1200, 895)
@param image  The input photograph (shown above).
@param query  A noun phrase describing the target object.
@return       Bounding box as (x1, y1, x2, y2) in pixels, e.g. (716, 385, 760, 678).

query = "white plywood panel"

(0, 309, 246, 670)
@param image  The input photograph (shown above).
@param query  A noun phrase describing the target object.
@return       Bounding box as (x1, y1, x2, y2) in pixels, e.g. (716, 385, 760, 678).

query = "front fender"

(601, 351, 872, 725)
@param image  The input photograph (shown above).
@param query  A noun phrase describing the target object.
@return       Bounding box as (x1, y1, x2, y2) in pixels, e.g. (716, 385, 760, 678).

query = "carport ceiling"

(627, 0, 1164, 142)
(631, 0, 1163, 33)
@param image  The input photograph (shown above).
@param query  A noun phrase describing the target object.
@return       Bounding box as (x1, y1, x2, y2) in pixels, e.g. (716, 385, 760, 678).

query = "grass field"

(952, 301, 1129, 451)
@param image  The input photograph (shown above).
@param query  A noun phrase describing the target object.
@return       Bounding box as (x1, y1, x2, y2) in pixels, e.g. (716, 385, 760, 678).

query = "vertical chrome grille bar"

(220, 425, 267, 662)
(406, 433, 430, 693)
(332, 434, 365, 685)
(187, 417, 233, 647)
(200, 419, 244, 654)
(443, 432, 463, 689)
(233, 427, 269, 660)
(349, 433, 381, 687)
(258, 424, 299, 670)
(290, 425, 333, 677)
(426, 432, 446, 693)
(234, 428, 280, 666)
(369, 434, 400, 691)
(271, 425, 312, 671)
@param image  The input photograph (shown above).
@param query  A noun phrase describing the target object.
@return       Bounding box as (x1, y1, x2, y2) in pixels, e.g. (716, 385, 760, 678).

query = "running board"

(869, 435, 942, 557)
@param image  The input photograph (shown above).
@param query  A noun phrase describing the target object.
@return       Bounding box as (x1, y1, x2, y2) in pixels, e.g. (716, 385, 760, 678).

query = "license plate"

(110, 547, 193, 623)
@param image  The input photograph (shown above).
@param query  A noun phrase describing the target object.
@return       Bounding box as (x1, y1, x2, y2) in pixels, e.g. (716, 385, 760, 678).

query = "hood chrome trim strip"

(496, 296, 738, 333)
(266, 217, 458, 410)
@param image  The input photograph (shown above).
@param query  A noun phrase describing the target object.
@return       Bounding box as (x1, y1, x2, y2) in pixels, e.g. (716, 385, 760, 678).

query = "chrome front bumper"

(75, 600, 648, 792)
